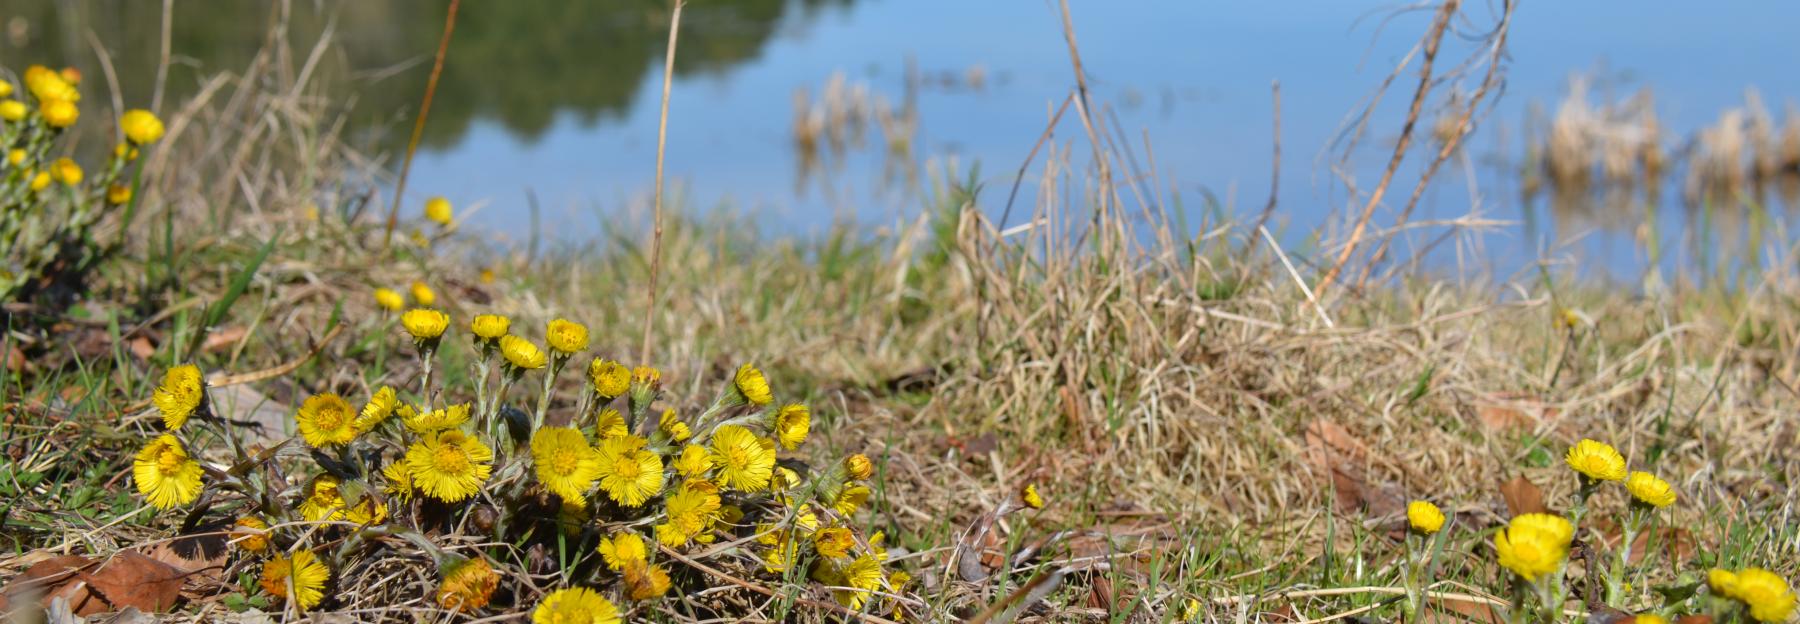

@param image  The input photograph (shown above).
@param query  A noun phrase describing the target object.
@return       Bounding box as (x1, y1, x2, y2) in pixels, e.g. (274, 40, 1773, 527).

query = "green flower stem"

(533, 356, 568, 432)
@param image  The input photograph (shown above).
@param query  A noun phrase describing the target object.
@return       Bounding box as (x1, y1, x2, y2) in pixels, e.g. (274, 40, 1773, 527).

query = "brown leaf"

(1594, 519, 1698, 564)
(140, 521, 231, 594)
(1499, 475, 1548, 517)
(127, 337, 156, 360)
(3, 346, 25, 373)
(1422, 595, 1506, 623)
(1475, 393, 1560, 431)
(1085, 576, 1113, 611)
(4, 552, 185, 616)
(200, 326, 249, 353)
(1303, 420, 1371, 513)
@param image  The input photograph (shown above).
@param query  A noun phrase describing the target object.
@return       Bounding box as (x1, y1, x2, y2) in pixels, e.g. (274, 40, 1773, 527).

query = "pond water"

(8, 1, 1800, 280)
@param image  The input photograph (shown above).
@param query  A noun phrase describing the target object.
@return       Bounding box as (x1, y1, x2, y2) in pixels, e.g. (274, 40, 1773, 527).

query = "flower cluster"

(130, 307, 907, 618)
(2, 62, 163, 302)
(1710, 568, 1797, 623)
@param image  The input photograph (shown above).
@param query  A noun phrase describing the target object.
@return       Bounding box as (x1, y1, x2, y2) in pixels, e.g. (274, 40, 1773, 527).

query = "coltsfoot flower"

(595, 435, 666, 507)
(709, 425, 775, 492)
(1625, 471, 1676, 508)
(437, 557, 499, 613)
(119, 109, 164, 144)
(354, 386, 400, 431)
(1565, 439, 1627, 482)
(814, 527, 855, 559)
(152, 364, 205, 430)
(545, 318, 589, 355)
(40, 98, 77, 128)
(373, 288, 405, 312)
(260, 549, 330, 611)
(471, 314, 510, 341)
(401, 308, 450, 342)
(1713, 568, 1797, 623)
(599, 531, 649, 571)
(295, 393, 358, 448)
(401, 403, 470, 433)
(133, 434, 203, 509)
(424, 196, 453, 225)
(733, 363, 773, 406)
(1020, 483, 1044, 510)
(533, 587, 619, 624)
(500, 335, 546, 370)
(50, 157, 81, 185)
(1494, 513, 1573, 582)
(1407, 500, 1446, 535)
(589, 359, 630, 400)
(298, 475, 346, 521)
(409, 281, 436, 306)
(622, 560, 672, 600)
(845, 454, 874, 481)
(658, 408, 691, 442)
(533, 426, 602, 505)
(773, 403, 809, 450)
(406, 430, 494, 502)
(232, 516, 270, 553)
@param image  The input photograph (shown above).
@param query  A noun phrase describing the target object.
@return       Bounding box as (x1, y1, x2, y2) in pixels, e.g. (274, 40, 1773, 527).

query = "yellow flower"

(410, 281, 436, 306)
(533, 426, 602, 505)
(401, 308, 450, 341)
(400, 403, 470, 433)
(833, 483, 872, 515)
(0, 100, 23, 122)
(424, 196, 453, 225)
(354, 386, 400, 431)
(298, 475, 346, 521)
(232, 516, 270, 553)
(814, 527, 855, 559)
(1020, 483, 1044, 510)
(471, 314, 510, 341)
(500, 335, 547, 370)
(296, 393, 358, 448)
(655, 480, 722, 548)
(343, 496, 388, 525)
(133, 434, 203, 509)
(673, 444, 712, 478)
(152, 364, 205, 430)
(773, 466, 801, 491)
(1406, 500, 1445, 535)
(709, 425, 776, 492)
(6, 148, 24, 165)
(633, 365, 661, 386)
(437, 557, 498, 613)
(1712, 568, 1741, 597)
(112, 142, 138, 161)
(545, 318, 590, 355)
(382, 461, 414, 502)
(0, 81, 9, 98)
(1494, 513, 1573, 582)
(1565, 439, 1627, 482)
(40, 98, 77, 128)
(589, 359, 631, 399)
(29, 170, 50, 192)
(659, 408, 691, 442)
(827, 555, 884, 609)
(595, 434, 666, 507)
(119, 109, 164, 144)
(406, 430, 494, 502)
(594, 408, 629, 439)
(59, 67, 82, 85)
(106, 183, 132, 205)
(772, 403, 809, 450)
(760, 530, 803, 573)
(598, 531, 649, 571)
(1634, 616, 1668, 624)
(622, 560, 672, 600)
(373, 288, 405, 312)
(1625, 471, 1676, 508)
(845, 454, 874, 481)
(260, 549, 330, 611)
(1731, 568, 1796, 623)
(25, 65, 78, 102)
(49, 158, 80, 185)
(532, 587, 619, 624)
(733, 363, 773, 405)
(479, 268, 496, 284)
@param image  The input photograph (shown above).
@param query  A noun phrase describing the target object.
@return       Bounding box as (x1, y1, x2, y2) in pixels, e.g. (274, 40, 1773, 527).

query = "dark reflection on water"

(2, 0, 853, 150)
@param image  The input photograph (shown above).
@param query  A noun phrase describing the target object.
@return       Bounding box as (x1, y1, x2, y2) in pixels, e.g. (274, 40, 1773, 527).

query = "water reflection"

(2, 0, 855, 151)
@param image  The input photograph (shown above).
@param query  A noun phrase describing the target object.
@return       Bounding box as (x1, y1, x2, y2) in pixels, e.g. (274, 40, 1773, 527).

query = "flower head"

(500, 335, 547, 370)
(1019, 483, 1044, 510)
(296, 393, 358, 448)
(437, 557, 499, 613)
(50, 158, 81, 185)
(545, 318, 589, 355)
(1625, 471, 1677, 508)
(402, 308, 450, 342)
(599, 531, 649, 571)
(343, 496, 388, 525)
(373, 288, 405, 312)
(589, 359, 631, 400)
(382, 461, 414, 502)
(354, 386, 400, 431)
(532, 426, 602, 505)
(594, 408, 629, 439)
(107, 183, 132, 205)
(773, 403, 810, 450)
(733, 363, 773, 406)
(1407, 500, 1446, 535)
(120, 109, 164, 144)
(833, 483, 872, 515)
(709, 425, 776, 492)
(424, 196, 453, 225)
(1494, 513, 1574, 582)
(814, 527, 855, 559)
(409, 281, 436, 306)
(622, 560, 672, 600)
(298, 475, 347, 521)
(595, 435, 666, 507)
(658, 408, 691, 442)
(471, 314, 510, 341)
(41, 98, 77, 128)
(232, 516, 270, 553)
(655, 480, 722, 548)
(25, 66, 78, 102)
(133, 434, 203, 509)
(1718, 568, 1797, 623)
(28, 170, 50, 192)
(400, 402, 471, 433)
(532, 587, 619, 624)
(260, 550, 330, 611)
(824, 555, 884, 609)
(1565, 439, 1627, 482)
(1634, 616, 1668, 624)
(406, 430, 494, 502)
(843, 454, 875, 481)
(152, 364, 205, 430)
(0, 100, 24, 122)
(674, 444, 712, 478)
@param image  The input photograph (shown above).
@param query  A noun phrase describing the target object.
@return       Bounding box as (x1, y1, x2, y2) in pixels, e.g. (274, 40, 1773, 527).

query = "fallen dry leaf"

(128, 336, 156, 360)
(1474, 392, 1560, 431)
(4, 552, 186, 616)
(200, 326, 249, 353)
(1499, 475, 1548, 517)
(140, 521, 231, 594)
(1593, 519, 1698, 565)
